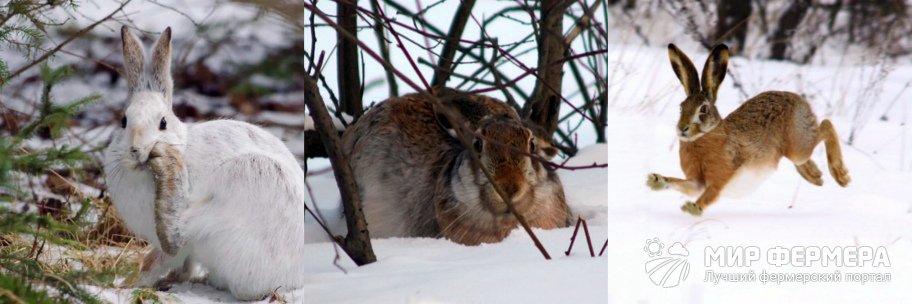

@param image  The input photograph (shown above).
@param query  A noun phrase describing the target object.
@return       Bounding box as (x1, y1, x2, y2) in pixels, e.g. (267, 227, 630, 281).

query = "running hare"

(103, 27, 307, 300)
(342, 89, 571, 245)
(647, 44, 851, 216)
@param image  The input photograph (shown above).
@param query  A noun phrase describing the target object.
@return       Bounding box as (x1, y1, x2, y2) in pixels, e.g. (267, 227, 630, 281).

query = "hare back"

(184, 120, 306, 208)
(186, 120, 301, 166)
(343, 95, 455, 238)
(722, 91, 818, 165)
(435, 87, 519, 124)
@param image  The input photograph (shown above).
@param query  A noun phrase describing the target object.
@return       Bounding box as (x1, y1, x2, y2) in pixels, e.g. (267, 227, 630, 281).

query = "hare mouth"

(678, 134, 697, 142)
(678, 131, 707, 142)
(124, 157, 149, 171)
(133, 162, 149, 171)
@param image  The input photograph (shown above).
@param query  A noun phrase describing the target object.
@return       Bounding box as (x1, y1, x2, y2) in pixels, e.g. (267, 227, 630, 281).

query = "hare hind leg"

(794, 161, 823, 186)
(818, 119, 850, 187)
(785, 109, 825, 186)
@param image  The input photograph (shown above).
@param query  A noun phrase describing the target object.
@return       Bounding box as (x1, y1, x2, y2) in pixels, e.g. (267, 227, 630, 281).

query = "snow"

(302, 145, 608, 304)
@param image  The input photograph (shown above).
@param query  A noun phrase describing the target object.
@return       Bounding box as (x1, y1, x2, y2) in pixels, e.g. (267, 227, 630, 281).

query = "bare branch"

(430, 0, 476, 87)
(304, 73, 377, 266)
(3, 1, 132, 85)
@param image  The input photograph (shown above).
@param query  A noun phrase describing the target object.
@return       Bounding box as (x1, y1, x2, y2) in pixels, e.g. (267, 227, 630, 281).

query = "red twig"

(306, 166, 335, 177)
(304, 179, 350, 273)
(598, 238, 608, 257)
(564, 217, 582, 256)
(370, 3, 431, 90)
(464, 9, 604, 126)
(564, 216, 595, 257)
(582, 217, 594, 257)
(353, 6, 497, 48)
(474, 131, 607, 171)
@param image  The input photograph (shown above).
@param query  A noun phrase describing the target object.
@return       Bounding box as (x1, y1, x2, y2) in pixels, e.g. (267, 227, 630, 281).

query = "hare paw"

(829, 161, 851, 187)
(149, 142, 171, 159)
(795, 161, 823, 186)
(680, 201, 703, 216)
(646, 173, 668, 191)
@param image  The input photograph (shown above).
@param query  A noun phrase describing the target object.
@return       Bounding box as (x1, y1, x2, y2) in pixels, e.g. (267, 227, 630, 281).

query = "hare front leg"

(137, 247, 197, 290)
(646, 173, 702, 196)
(148, 142, 189, 255)
(681, 183, 725, 216)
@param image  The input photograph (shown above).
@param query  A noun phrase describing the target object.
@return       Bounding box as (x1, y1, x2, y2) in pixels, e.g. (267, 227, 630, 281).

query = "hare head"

(111, 26, 187, 170)
(667, 43, 729, 142)
(472, 115, 544, 212)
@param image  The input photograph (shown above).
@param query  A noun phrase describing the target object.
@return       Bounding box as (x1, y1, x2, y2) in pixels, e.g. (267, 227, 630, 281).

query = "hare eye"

(699, 105, 708, 114)
(120, 117, 127, 129)
(159, 117, 167, 130)
(473, 139, 483, 153)
(529, 140, 537, 153)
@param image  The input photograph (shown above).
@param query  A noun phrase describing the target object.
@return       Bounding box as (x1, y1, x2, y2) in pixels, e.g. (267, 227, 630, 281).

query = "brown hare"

(342, 88, 571, 245)
(647, 44, 851, 216)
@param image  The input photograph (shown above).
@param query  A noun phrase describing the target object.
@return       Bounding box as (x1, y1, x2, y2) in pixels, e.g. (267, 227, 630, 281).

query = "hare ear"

(121, 26, 145, 95)
(701, 44, 729, 103)
(150, 27, 173, 106)
(667, 44, 700, 97)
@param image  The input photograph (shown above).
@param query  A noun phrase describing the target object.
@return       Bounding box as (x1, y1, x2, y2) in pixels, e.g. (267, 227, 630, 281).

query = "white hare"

(103, 26, 307, 300)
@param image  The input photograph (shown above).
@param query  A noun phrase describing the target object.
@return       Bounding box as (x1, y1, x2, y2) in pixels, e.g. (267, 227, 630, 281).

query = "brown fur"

(649, 44, 851, 216)
(149, 142, 186, 255)
(343, 89, 570, 245)
(141, 248, 160, 272)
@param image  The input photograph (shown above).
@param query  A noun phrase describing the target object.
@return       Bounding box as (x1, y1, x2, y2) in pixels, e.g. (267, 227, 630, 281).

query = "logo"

(644, 238, 690, 288)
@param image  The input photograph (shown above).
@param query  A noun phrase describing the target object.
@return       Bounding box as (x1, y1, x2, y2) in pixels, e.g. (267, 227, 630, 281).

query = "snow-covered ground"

(303, 145, 609, 303)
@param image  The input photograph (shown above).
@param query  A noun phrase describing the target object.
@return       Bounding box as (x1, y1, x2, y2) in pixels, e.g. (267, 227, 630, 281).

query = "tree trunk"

(769, 0, 810, 61)
(337, 0, 363, 118)
(304, 74, 376, 266)
(370, 0, 398, 98)
(430, 0, 476, 88)
(714, 0, 752, 52)
(525, 0, 572, 137)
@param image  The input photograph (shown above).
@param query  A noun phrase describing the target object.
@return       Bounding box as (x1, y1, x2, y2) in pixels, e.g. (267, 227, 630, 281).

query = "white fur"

(103, 27, 306, 300)
(720, 166, 775, 198)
